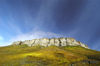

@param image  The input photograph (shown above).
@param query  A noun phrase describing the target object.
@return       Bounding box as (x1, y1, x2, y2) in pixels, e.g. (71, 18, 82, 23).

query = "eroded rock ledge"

(12, 37, 89, 49)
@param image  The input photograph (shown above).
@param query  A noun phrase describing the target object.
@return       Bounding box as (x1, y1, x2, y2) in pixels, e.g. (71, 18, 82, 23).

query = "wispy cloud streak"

(10, 31, 66, 42)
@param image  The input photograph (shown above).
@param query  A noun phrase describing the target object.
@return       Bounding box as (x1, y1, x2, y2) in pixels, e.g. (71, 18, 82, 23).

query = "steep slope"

(0, 45, 100, 66)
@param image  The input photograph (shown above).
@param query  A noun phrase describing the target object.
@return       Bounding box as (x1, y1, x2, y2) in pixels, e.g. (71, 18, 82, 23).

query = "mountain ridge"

(12, 37, 89, 49)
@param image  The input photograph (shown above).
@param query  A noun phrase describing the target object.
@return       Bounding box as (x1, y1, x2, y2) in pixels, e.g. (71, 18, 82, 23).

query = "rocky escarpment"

(12, 38, 89, 49)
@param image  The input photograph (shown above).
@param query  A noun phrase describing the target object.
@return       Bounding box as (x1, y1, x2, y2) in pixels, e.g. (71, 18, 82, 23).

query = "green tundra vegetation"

(0, 44, 100, 66)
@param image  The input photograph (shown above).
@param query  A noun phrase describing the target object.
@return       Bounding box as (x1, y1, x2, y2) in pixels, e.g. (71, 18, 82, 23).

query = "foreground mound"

(0, 45, 100, 66)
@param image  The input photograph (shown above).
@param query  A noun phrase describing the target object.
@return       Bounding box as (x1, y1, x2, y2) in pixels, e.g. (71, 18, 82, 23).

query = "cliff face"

(12, 38, 89, 48)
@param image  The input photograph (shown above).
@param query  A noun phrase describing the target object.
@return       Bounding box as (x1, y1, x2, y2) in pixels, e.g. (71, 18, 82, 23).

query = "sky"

(0, 0, 100, 51)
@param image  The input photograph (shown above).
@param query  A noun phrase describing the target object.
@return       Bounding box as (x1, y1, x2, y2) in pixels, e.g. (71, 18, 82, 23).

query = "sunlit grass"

(24, 52, 43, 57)
(0, 45, 100, 66)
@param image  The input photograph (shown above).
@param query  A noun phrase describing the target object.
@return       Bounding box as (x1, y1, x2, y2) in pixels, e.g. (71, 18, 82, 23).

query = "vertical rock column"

(33, 39, 40, 46)
(55, 38, 60, 46)
(49, 38, 55, 46)
(60, 38, 67, 46)
(40, 38, 50, 47)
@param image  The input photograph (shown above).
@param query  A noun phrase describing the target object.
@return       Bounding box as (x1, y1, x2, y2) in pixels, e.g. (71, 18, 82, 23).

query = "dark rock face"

(12, 37, 89, 49)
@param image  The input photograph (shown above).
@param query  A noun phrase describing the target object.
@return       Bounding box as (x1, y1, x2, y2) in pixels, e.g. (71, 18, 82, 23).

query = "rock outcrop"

(12, 37, 89, 49)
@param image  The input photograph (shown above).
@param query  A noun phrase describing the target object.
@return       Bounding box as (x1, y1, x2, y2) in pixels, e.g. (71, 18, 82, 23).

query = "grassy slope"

(0, 45, 100, 66)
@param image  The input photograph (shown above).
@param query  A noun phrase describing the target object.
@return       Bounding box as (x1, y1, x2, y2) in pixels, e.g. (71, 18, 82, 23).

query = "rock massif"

(12, 38, 89, 48)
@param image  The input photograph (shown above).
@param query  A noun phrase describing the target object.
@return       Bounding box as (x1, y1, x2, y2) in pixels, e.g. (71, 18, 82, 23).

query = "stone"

(55, 38, 60, 46)
(49, 38, 55, 46)
(11, 37, 89, 49)
(33, 39, 40, 46)
(12, 41, 22, 45)
(40, 38, 49, 47)
(60, 38, 67, 46)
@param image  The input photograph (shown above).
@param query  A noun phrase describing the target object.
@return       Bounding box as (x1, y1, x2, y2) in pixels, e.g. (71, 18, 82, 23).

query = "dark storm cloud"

(52, 0, 87, 31)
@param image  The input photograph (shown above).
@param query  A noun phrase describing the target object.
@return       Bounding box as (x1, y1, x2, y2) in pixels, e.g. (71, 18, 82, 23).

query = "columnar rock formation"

(12, 38, 89, 49)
